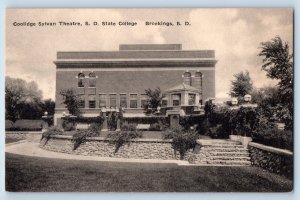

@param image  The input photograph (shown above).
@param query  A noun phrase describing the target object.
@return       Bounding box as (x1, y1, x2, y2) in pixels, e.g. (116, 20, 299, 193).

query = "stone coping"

(49, 135, 172, 143)
(249, 142, 293, 156)
(6, 131, 43, 134)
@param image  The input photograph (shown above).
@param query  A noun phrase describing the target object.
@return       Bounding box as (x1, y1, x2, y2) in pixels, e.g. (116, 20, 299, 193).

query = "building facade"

(54, 44, 217, 124)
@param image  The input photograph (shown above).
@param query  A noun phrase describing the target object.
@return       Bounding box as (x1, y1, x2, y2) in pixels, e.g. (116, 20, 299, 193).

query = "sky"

(5, 8, 293, 100)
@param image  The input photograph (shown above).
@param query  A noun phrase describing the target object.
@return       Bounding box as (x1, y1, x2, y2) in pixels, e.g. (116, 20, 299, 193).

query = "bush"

(149, 123, 161, 131)
(106, 125, 143, 153)
(71, 129, 98, 150)
(41, 126, 63, 145)
(5, 120, 14, 130)
(62, 120, 75, 131)
(253, 129, 293, 151)
(9, 119, 43, 131)
(88, 123, 102, 135)
(163, 125, 199, 160)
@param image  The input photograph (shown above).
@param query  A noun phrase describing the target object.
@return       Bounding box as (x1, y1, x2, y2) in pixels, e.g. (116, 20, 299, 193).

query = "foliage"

(41, 99, 55, 116)
(71, 129, 98, 150)
(213, 107, 259, 138)
(252, 129, 293, 151)
(41, 126, 63, 145)
(60, 88, 81, 116)
(76, 116, 104, 124)
(5, 120, 14, 130)
(149, 123, 162, 131)
(163, 125, 199, 160)
(62, 120, 75, 131)
(106, 124, 143, 153)
(230, 70, 253, 99)
(107, 112, 118, 131)
(143, 87, 165, 114)
(88, 123, 102, 135)
(5, 76, 44, 121)
(7, 119, 43, 131)
(258, 36, 293, 130)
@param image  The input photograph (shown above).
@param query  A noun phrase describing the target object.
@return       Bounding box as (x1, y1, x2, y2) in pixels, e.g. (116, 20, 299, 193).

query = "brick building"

(54, 44, 217, 124)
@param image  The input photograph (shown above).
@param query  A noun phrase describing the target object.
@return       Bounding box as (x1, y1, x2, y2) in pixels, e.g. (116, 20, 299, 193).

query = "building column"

(102, 112, 108, 131)
(183, 92, 189, 106)
(195, 94, 200, 106)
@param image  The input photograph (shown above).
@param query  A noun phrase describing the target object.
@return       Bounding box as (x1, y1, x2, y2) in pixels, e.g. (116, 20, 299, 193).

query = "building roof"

(164, 83, 200, 93)
(119, 44, 182, 51)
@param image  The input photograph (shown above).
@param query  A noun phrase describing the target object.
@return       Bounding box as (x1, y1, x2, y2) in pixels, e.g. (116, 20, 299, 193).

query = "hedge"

(6, 119, 43, 131)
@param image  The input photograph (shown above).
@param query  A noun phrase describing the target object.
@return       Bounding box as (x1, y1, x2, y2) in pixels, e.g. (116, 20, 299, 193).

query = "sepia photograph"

(5, 8, 293, 192)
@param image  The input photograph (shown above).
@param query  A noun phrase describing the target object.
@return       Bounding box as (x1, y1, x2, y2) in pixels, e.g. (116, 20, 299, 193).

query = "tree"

(5, 76, 43, 121)
(60, 88, 81, 116)
(144, 87, 165, 114)
(258, 36, 293, 130)
(230, 70, 253, 99)
(42, 99, 55, 116)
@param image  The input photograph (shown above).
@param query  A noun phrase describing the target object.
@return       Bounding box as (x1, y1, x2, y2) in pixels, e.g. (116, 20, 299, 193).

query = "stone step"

(211, 156, 251, 161)
(206, 160, 251, 166)
(208, 144, 244, 148)
(202, 148, 249, 153)
(210, 152, 250, 157)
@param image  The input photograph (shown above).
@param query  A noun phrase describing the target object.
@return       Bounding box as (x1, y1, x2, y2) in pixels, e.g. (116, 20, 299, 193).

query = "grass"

(5, 138, 25, 144)
(6, 153, 292, 192)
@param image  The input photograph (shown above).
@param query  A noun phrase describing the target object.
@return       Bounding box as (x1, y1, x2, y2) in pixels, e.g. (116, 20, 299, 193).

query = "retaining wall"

(249, 142, 293, 178)
(40, 135, 197, 161)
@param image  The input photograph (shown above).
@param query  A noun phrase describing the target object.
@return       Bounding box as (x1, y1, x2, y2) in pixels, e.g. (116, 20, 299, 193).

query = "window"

(89, 101, 96, 108)
(172, 94, 181, 106)
(130, 94, 138, 108)
(99, 94, 107, 108)
(78, 73, 85, 87)
(140, 94, 148, 108)
(89, 95, 96, 108)
(188, 94, 196, 105)
(78, 97, 85, 108)
(110, 94, 117, 108)
(183, 71, 191, 86)
(161, 97, 168, 107)
(120, 94, 127, 108)
(89, 72, 96, 87)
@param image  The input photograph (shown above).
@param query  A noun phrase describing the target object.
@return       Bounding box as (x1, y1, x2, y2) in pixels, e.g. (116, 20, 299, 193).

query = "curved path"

(5, 140, 189, 165)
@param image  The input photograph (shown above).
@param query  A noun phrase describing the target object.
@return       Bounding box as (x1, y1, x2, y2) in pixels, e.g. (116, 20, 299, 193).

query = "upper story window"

(78, 96, 85, 108)
(89, 72, 96, 87)
(109, 94, 117, 108)
(183, 71, 192, 86)
(99, 94, 107, 108)
(120, 94, 127, 108)
(130, 94, 138, 108)
(78, 73, 85, 88)
(88, 95, 96, 108)
(140, 94, 148, 108)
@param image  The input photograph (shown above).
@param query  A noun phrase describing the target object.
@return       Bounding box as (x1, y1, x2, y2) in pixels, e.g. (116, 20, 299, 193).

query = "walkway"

(5, 140, 189, 165)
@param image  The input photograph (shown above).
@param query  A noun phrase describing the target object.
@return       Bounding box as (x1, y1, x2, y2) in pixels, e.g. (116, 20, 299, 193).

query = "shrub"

(9, 119, 43, 131)
(253, 129, 293, 151)
(121, 122, 137, 131)
(149, 123, 161, 131)
(5, 120, 14, 130)
(62, 120, 75, 131)
(71, 129, 98, 150)
(163, 125, 199, 160)
(106, 125, 143, 153)
(88, 122, 102, 136)
(41, 126, 63, 145)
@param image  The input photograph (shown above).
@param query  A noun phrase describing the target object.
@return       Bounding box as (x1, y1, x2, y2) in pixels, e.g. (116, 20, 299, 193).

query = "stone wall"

(249, 142, 293, 178)
(40, 135, 185, 160)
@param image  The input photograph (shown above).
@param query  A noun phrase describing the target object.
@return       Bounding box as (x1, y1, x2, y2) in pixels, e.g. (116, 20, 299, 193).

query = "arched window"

(78, 73, 85, 88)
(183, 71, 192, 86)
(88, 72, 96, 87)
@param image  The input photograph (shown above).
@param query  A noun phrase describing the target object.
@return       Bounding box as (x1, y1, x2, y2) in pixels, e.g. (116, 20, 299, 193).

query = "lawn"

(5, 153, 292, 192)
(5, 138, 25, 144)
